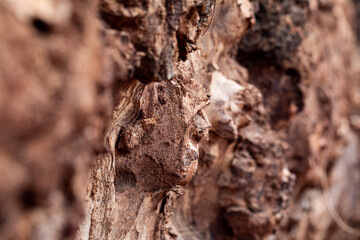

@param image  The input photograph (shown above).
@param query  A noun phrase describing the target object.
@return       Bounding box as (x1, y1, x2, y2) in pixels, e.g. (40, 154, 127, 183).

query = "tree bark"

(0, 0, 360, 240)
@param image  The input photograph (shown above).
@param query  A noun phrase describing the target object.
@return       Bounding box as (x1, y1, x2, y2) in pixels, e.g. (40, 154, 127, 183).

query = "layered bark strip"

(82, 0, 296, 239)
(1, 0, 360, 240)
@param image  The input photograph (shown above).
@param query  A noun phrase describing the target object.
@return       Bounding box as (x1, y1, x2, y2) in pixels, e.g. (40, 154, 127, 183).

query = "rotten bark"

(0, 0, 360, 240)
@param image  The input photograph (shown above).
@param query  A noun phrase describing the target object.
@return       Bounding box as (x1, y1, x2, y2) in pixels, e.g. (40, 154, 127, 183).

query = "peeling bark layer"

(84, 0, 296, 239)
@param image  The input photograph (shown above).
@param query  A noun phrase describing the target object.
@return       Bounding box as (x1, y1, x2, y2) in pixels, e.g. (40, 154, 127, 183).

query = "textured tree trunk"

(1, 0, 360, 240)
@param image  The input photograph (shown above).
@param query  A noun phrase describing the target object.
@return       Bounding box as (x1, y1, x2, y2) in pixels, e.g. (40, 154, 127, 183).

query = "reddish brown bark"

(0, 0, 360, 240)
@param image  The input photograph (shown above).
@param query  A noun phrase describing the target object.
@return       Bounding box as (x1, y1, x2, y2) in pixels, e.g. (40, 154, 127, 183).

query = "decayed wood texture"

(1, 0, 360, 240)
(82, 0, 296, 239)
